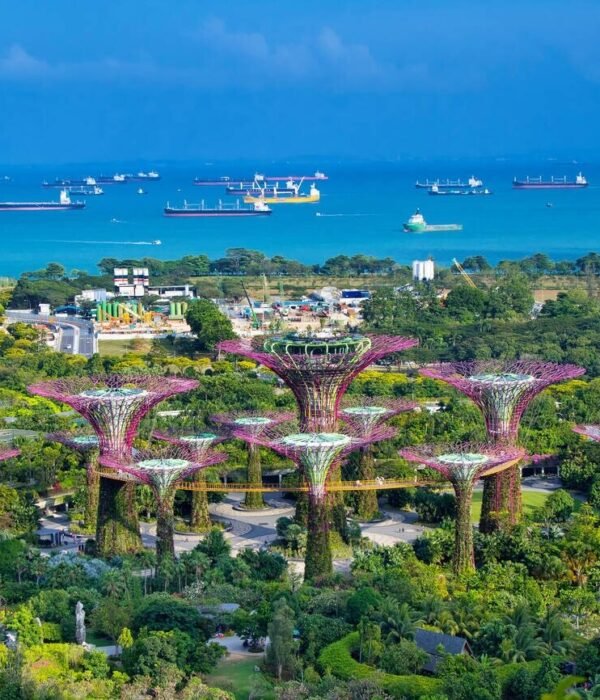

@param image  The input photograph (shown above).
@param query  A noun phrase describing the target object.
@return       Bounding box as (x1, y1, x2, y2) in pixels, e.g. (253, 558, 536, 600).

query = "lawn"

(203, 657, 273, 700)
(470, 489, 549, 522)
(98, 338, 153, 356)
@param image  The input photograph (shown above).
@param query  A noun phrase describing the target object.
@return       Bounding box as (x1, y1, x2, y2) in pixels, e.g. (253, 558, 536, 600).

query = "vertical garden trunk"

(84, 451, 100, 532)
(355, 447, 379, 521)
(190, 472, 211, 532)
(244, 443, 266, 510)
(453, 482, 475, 574)
(479, 466, 521, 533)
(304, 490, 333, 582)
(96, 477, 142, 556)
(156, 492, 176, 564)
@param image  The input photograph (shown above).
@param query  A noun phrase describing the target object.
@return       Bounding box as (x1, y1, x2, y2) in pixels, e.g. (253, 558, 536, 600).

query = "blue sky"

(1, 0, 599, 163)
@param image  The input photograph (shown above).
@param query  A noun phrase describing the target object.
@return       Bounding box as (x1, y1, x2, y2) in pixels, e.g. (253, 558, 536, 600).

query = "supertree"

(233, 423, 395, 581)
(100, 446, 227, 563)
(400, 443, 526, 573)
(220, 333, 417, 527)
(30, 375, 199, 555)
(49, 432, 100, 532)
(419, 361, 584, 532)
(340, 398, 418, 520)
(211, 411, 295, 510)
(153, 429, 227, 530)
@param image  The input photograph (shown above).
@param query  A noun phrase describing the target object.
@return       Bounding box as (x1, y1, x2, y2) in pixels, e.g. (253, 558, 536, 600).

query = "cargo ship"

(0, 190, 85, 211)
(403, 209, 462, 233)
(428, 184, 492, 196)
(244, 183, 320, 205)
(43, 176, 98, 188)
(226, 179, 297, 197)
(164, 199, 271, 217)
(67, 185, 103, 196)
(123, 171, 160, 182)
(416, 176, 483, 189)
(193, 170, 327, 186)
(513, 172, 588, 189)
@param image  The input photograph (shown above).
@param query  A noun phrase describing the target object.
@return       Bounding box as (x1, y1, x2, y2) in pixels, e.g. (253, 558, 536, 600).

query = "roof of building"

(414, 628, 471, 674)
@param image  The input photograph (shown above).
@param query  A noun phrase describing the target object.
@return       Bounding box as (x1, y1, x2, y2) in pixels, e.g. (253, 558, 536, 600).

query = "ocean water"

(0, 160, 599, 277)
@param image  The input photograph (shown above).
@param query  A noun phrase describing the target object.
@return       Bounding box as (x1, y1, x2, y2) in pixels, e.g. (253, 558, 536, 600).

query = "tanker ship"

(164, 199, 271, 217)
(513, 172, 588, 189)
(0, 190, 85, 211)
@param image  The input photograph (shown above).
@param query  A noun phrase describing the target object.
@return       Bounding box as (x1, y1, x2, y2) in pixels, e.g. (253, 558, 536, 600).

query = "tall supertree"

(341, 398, 418, 520)
(211, 411, 294, 510)
(153, 429, 226, 530)
(419, 361, 584, 532)
(234, 424, 394, 581)
(400, 443, 525, 573)
(220, 333, 417, 527)
(100, 446, 226, 563)
(30, 375, 199, 555)
(49, 432, 100, 532)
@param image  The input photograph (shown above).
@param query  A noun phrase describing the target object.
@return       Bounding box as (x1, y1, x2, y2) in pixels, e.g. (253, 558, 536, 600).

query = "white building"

(412, 259, 435, 282)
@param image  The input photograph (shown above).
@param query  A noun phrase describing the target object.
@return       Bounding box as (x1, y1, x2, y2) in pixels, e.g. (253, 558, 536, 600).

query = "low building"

(414, 628, 472, 674)
(147, 284, 196, 300)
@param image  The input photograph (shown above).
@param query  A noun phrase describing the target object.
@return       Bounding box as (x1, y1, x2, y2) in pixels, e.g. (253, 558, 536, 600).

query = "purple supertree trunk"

(219, 335, 417, 431)
(100, 446, 226, 562)
(400, 443, 525, 573)
(233, 423, 395, 581)
(419, 361, 584, 532)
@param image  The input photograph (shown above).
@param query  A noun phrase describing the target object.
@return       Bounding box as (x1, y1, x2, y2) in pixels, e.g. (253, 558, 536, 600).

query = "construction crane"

(241, 281, 261, 329)
(452, 258, 477, 289)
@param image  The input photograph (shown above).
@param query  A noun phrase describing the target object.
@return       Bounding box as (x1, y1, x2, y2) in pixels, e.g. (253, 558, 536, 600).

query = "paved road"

(6, 311, 97, 357)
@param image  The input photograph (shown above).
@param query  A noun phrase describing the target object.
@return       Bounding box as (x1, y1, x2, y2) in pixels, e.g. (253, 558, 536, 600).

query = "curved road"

(6, 311, 97, 357)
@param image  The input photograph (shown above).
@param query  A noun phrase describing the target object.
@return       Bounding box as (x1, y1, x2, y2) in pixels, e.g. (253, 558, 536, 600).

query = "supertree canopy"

(100, 446, 226, 562)
(153, 429, 227, 530)
(31, 375, 199, 557)
(400, 443, 525, 573)
(419, 361, 584, 532)
(234, 423, 394, 581)
(30, 375, 199, 457)
(219, 334, 418, 431)
(341, 398, 418, 521)
(211, 411, 295, 510)
(49, 432, 100, 532)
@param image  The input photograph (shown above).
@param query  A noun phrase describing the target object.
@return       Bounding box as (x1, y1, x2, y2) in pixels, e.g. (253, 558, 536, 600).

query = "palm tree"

(101, 569, 128, 599)
(378, 598, 421, 643)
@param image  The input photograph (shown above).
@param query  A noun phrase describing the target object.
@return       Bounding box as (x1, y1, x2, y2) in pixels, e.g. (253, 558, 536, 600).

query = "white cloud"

(0, 45, 50, 78)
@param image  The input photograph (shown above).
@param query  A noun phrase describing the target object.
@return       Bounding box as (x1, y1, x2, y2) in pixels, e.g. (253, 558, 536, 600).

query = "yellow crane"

(452, 258, 477, 288)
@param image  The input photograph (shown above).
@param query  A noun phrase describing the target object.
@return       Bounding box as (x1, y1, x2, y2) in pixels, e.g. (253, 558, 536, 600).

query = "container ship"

(416, 176, 483, 189)
(403, 209, 462, 233)
(0, 190, 85, 211)
(164, 199, 271, 217)
(513, 173, 588, 189)
(244, 183, 320, 205)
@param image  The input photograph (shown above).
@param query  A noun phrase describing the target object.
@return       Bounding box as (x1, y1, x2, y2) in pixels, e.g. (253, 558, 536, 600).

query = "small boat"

(164, 199, 272, 217)
(513, 172, 588, 189)
(428, 185, 493, 196)
(244, 183, 320, 205)
(0, 189, 85, 212)
(137, 188, 147, 195)
(416, 176, 483, 189)
(152, 240, 162, 245)
(403, 209, 462, 233)
(546, 202, 554, 208)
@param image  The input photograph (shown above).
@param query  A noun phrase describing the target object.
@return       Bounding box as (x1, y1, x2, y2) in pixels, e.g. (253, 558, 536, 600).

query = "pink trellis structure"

(400, 443, 526, 573)
(573, 425, 600, 443)
(219, 334, 418, 431)
(100, 445, 227, 561)
(233, 422, 395, 580)
(29, 375, 199, 457)
(419, 361, 585, 531)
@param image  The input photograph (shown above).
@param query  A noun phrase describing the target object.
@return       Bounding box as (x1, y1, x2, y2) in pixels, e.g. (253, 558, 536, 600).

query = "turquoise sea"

(1, 160, 599, 277)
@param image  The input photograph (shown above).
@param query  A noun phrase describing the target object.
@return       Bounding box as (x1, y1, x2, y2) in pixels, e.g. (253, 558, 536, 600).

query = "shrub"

(41, 622, 62, 642)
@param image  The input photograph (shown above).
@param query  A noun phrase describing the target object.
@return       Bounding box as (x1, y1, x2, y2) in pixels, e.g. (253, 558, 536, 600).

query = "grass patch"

(470, 490, 549, 523)
(86, 631, 113, 647)
(203, 657, 272, 700)
(98, 339, 153, 356)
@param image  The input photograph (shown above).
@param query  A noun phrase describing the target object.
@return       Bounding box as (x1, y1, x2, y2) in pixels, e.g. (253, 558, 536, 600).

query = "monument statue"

(75, 601, 86, 645)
